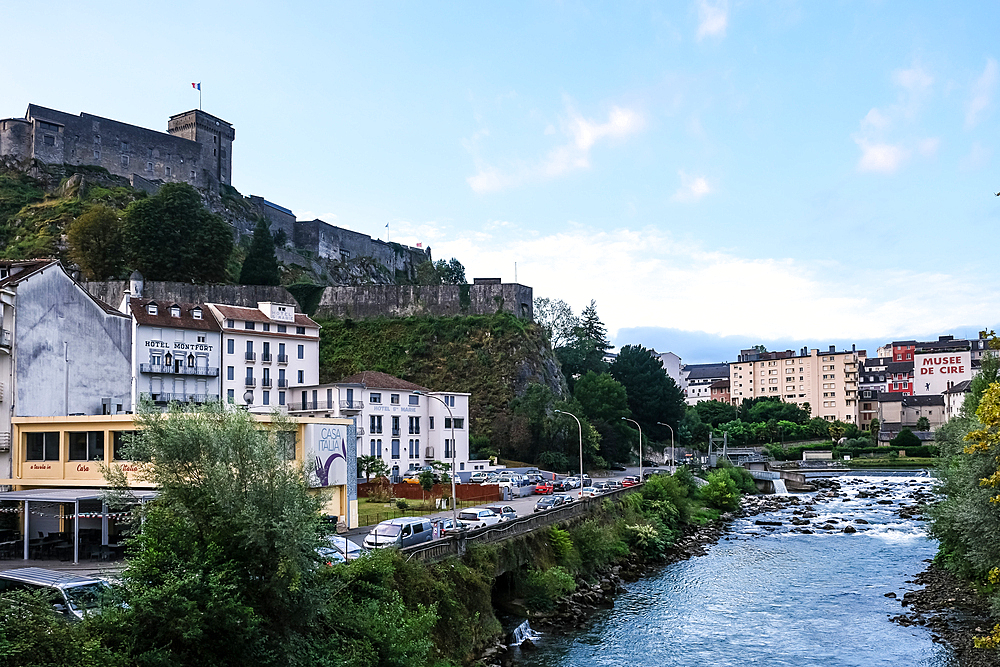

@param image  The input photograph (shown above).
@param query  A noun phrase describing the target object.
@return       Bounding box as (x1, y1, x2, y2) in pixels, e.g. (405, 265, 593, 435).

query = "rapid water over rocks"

(511, 473, 959, 667)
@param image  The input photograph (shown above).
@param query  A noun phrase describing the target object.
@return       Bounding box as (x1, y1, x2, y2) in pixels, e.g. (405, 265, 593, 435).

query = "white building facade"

(128, 299, 222, 406)
(288, 371, 474, 482)
(206, 302, 320, 411)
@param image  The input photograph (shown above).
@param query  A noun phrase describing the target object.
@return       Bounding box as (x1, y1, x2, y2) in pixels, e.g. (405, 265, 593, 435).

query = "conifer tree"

(239, 218, 281, 286)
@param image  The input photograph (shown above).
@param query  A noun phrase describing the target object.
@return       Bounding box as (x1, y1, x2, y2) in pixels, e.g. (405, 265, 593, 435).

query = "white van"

(363, 517, 434, 550)
(0, 567, 109, 620)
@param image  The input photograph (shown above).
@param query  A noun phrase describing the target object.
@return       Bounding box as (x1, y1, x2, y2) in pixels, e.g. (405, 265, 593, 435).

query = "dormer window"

(170, 306, 181, 317)
(192, 308, 202, 320)
(146, 303, 158, 315)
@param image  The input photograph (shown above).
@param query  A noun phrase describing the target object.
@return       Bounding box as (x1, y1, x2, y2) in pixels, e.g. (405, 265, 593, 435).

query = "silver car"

(457, 508, 502, 529)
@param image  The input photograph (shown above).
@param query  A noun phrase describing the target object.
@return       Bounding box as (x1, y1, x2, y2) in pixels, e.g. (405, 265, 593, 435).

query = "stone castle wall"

(313, 282, 534, 320)
(0, 105, 230, 191)
(82, 281, 300, 312)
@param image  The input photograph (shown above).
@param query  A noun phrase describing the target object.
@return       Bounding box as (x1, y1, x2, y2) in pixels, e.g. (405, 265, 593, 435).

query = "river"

(512, 472, 958, 667)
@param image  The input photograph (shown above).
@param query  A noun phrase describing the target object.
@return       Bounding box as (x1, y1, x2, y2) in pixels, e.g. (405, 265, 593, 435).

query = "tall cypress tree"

(239, 218, 281, 286)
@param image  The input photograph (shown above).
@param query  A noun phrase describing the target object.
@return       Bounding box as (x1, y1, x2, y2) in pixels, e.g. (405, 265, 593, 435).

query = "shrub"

(624, 523, 667, 559)
(522, 566, 577, 609)
(548, 526, 573, 562)
(396, 499, 409, 511)
(725, 465, 757, 495)
(673, 465, 700, 495)
(702, 469, 741, 511)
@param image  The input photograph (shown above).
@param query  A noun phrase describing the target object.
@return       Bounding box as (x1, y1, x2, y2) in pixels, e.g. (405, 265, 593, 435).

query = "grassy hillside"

(316, 313, 566, 437)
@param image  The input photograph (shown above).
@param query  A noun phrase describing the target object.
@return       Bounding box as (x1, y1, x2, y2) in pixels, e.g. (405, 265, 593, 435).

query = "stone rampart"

(82, 281, 300, 311)
(313, 282, 533, 320)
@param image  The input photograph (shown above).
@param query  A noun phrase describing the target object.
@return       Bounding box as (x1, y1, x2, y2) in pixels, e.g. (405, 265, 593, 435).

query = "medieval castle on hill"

(0, 104, 430, 277)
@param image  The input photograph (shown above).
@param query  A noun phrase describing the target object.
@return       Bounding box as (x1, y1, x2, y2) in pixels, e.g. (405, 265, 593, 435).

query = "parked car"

(318, 536, 365, 564)
(592, 481, 611, 494)
(534, 481, 554, 495)
(363, 517, 434, 549)
(484, 505, 517, 521)
(534, 496, 559, 512)
(580, 485, 602, 498)
(525, 473, 544, 484)
(557, 477, 581, 491)
(622, 475, 641, 487)
(468, 472, 491, 483)
(523, 468, 542, 476)
(403, 467, 440, 484)
(458, 508, 502, 529)
(552, 493, 573, 505)
(605, 480, 624, 491)
(0, 568, 110, 620)
(431, 517, 469, 537)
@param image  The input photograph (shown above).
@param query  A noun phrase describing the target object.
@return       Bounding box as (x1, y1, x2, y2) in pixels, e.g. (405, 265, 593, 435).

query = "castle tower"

(167, 110, 235, 186)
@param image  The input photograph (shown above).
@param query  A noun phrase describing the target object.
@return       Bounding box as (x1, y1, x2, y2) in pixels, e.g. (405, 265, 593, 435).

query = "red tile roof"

(209, 303, 318, 328)
(130, 298, 221, 332)
(339, 371, 428, 391)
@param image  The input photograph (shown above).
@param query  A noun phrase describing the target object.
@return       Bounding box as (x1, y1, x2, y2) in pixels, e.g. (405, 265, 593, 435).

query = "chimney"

(829, 345, 835, 353)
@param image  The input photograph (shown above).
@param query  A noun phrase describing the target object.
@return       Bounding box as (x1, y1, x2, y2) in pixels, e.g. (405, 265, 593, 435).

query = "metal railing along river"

(400, 485, 640, 563)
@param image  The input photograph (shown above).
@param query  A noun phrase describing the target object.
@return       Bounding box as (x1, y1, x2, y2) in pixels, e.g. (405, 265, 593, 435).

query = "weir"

(510, 620, 540, 646)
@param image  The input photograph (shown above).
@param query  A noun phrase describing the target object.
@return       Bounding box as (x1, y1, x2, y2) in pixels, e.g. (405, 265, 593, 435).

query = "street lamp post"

(554, 410, 584, 499)
(656, 422, 675, 473)
(622, 417, 643, 481)
(414, 391, 457, 528)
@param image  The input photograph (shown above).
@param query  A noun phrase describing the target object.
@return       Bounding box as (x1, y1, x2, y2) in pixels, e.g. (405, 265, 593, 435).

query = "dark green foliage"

(316, 313, 553, 442)
(548, 525, 573, 562)
(890, 428, 922, 449)
(555, 300, 610, 388)
(609, 344, 686, 442)
(745, 398, 810, 424)
(963, 351, 999, 418)
(702, 469, 741, 511)
(239, 218, 281, 285)
(124, 182, 232, 282)
(66, 205, 127, 279)
(574, 371, 633, 463)
(694, 400, 737, 427)
(414, 258, 466, 286)
(285, 282, 326, 316)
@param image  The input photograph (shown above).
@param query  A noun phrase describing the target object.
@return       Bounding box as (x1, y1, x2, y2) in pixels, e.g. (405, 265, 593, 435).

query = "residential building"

(653, 351, 684, 389)
(877, 394, 947, 438)
(708, 379, 731, 403)
(891, 340, 917, 362)
(289, 371, 477, 482)
(0, 261, 132, 487)
(0, 413, 358, 561)
(128, 299, 222, 406)
(885, 361, 914, 395)
(729, 346, 864, 423)
(858, 388, 879, 429)
(682, 363, 731, 405)
(206, 302, 319, 412)
(943, 380, 973, 421)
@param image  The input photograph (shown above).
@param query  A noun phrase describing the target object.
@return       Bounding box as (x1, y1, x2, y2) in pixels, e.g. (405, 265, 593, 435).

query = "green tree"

(578, 300, 611, 354)
(964, 351, 1000, 418)
(916, 416, 931, 431)
(609, 344, 686, 441)
(438, 258, 467, 284)
(694, 400, 737, 427)
(747, 398, 810, 424)
(702, 469, 741, 511)
(573, 371, 632, 464)
(890, 428, 921, 449)
(123, 182, 233, 282)
(415, 260, 441, 285)
(102, 403, 328, 665)
(239, 218, 281, 285)
(533, 297, 579, 348)
(869, 417, 880, 433)
(66, 204, 127, 280)
(358, 454, 389, 481)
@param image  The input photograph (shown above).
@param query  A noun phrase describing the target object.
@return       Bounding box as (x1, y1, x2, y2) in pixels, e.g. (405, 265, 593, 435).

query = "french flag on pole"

(191, 82, 201, 90)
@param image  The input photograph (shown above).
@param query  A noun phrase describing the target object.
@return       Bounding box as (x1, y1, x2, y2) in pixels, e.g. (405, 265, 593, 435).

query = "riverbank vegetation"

(927, 350, 1000, 648)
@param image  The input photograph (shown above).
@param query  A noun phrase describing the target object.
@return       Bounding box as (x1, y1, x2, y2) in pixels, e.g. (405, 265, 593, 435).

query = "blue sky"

(4, 2, 1000, 363)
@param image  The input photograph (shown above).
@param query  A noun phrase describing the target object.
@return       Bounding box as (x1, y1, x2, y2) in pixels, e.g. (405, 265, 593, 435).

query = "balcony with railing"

(245, 352, 256, 362)
(261, 377, 272, 388)
(244, 377, 256, 387)
(339, 399, 364, 412)
(0, 329, 10, 349)
(141, 392, 220, 404)
(277, 379, 288, 388)
(261, 353, 272, 364)
(140, 363, 219, 377)
(277, 354, 289, 364)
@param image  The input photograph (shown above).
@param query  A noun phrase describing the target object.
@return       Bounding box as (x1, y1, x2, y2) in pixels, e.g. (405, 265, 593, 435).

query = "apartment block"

(729, 346, 863, 423)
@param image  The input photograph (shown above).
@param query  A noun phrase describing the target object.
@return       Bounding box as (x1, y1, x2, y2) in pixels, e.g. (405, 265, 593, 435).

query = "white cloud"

(893, 65, 933, 94)
(918, 137, 940, 157)
(967, 57, 999, 128)
(696, 0, 728, 40)
(855, 139, 908, 173)
(466, 105, 644, 193)
(672, 170, 712, 202)
(429, 225, 1000, 343)
(860, 108, 890, 131)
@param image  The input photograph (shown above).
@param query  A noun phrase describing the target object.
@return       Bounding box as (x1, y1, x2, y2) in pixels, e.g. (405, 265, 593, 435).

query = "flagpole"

(200, 85, 202, 110)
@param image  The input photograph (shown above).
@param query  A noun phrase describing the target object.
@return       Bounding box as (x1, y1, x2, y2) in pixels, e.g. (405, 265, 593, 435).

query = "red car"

(534, 481, 554, 494)
(621, 476, 640, 487)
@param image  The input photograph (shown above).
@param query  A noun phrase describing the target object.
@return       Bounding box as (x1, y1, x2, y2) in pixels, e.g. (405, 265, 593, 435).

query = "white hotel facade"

(287, 371, 482, 482)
